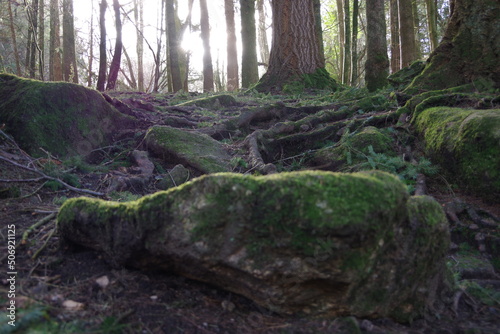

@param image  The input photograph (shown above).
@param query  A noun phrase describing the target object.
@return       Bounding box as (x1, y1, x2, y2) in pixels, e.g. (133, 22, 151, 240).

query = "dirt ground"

(1, 91, 499, 333)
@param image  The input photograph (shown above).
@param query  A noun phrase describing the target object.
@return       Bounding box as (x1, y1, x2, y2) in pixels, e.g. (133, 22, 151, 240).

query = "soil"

(1, 90, 499, 334)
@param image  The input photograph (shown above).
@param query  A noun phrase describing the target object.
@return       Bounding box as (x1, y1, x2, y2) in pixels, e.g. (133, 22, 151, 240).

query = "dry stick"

(21, 212, 57, 245)
(0, 155, 104, 196)
(32, 227, 57, 260)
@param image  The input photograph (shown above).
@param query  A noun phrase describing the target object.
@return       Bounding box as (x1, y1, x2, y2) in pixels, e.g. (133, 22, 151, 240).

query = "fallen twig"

(32, 227, 57, 260)
(21, 212, 57, 245)
(0, 155, 104, 196)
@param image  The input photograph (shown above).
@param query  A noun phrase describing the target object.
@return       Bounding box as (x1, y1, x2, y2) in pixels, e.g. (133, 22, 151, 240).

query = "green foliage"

(230, 157, 248, 169)
(108, 191, 141, 202)
(41, 161, 81, 191)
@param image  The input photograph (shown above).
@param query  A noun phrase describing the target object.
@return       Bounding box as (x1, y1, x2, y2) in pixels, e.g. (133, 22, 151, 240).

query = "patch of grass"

(108, 191, 141, 202)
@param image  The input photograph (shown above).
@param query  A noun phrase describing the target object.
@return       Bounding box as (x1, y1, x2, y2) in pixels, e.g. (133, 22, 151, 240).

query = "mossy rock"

(176, 94, 237, 108)
(0, 74, 135, 157)
(414, 107, 500, 200)
(144, 125, 231, 174)
(313, 126, 394, 169)
(58, 170, 449, 321)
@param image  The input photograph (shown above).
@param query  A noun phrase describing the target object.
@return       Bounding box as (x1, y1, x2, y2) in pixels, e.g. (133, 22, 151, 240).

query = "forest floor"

(1, 89, 499, 334)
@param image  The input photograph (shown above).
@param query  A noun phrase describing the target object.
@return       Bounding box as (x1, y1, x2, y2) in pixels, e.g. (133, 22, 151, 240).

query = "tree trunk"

(350, 0, 359, 86)
(122, 47, 137, 89)
(257, 0, 269, 67)
(38, 0, 45, 80)
(225, 0, 239, 91)
(28, 0, 39, 78)
(106, 0, 123, 90)
(389, 0, 401, 73)
(398, 0, 417, 67)
(96, 0, 107, 91)
(425, 0, 439, 52)
(166, 0, 182, 92)
(200, 0, 214, 92)
(255, 0, 336, 92)
(8, 0, 21, 76)
(62, 0, 78, 83)
(342, 0, 351, 85)
(408, 0, 500, 91)
(412, 0, 421, 59)
(365, 0, 389, 91)
(134, 0, 144, 91)
(336, 0, 344, 82)
(240, 0, 259, 88)
(87, 0, 94, 87)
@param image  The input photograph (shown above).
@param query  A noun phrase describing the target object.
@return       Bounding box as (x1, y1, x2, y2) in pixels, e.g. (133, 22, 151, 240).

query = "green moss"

(0, 73, 133, 157)
(414, 107, 500, 199)
(176, 94, 237, 108)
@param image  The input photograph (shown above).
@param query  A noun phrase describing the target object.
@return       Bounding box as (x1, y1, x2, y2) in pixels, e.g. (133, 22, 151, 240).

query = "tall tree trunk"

(342, 0, 351, 85)
(38, 0, 45, 80)
(398, 0, 417, 67)
(425, 0, 439, 52)
(200, 0, 214, 92)
(225, 0, 239, 91)
(96, 0, 107, 91)
(88, 0, 94, 87)
(408, 0, 500, 91)
(350, 0, 359, 86)
(166, 0, 182, 92)
(257, 0, 269, 67)
(365, 0, 389, 91)
(8, 0, 21, 75)
(389, 0, 401, 73)
(27, 0, 39, 78)
(62, 0, 78, 83)
(122, 47, 137, 89)
(336, 0, 344, 82)
(412, 0, 421, 59)
(256, 0, 336, 92)
(240, 0, 259, 88)
(134, 0, 144, 91)
(106, 0, 123, 90)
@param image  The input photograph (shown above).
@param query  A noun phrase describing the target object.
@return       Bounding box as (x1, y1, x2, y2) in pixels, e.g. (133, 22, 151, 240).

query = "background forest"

(0, 0, 450, 92)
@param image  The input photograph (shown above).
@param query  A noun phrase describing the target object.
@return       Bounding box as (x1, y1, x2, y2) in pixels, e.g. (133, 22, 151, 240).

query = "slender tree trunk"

(122, 47, 137, 89)
(425, 0, 439, 52)
(8, 0, 21, 75)
(28, 0, 39, 78)
(336, 0, 344, 82)
(96, 0, 107, 91)
(412, 0, 421, 59)
(350, 0, 359, 86)
(257, 0, 269, 68)
(88, 0, 94, 87)
(398, 0, 417, 67)
(62, 0, 78, 83)
(38, 0, 45, 80)
(365, 0, 389, 91)
(200, 0, 214, 92)
(240, 0, 259, 88)
(134, 0, 144, 91)
(389, 0, 400, 73)
(225, 0, 239, 91)
(166, 0, 182, 92)
(342, 0, 351, 85)
(106, 0, 123, 90)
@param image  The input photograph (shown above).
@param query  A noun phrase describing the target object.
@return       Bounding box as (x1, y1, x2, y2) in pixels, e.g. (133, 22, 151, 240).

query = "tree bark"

(62, 0, 78, 83)
(87, 0, 94, 87)
(200, 0, 214, 92)
(350, 0, 359, 86)
(96, 0, 107, 91)
(240, 0, 259, 88)
(389, 0, 400, 73)
(412, 0, 421, 59)
(256, 0, 335, 92)
(27, 0, 39, 78)
(8, 0, 21, 76)
(425, 0, 439, 52)
(38, 0, 45, 80)
(336, 0, 344, 82)
(398, 0, 417, 67)
(106, 0, 123, 90)
(342, 0, 351, 85)
(134, 0, 144, 91)
(365, 0, 389, 91)
(257, 0, 270, 67)
(408, 0, 500, 91)
(166, 0, 182, 92)
(225, 0, 239, 91)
